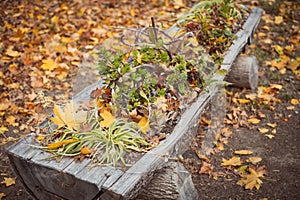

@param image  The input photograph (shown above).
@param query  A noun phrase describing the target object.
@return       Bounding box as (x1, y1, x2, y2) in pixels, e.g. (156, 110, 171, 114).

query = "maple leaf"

(1, 177, 16, 187)
(100, 110, 115, 128)
(237, 166, 267, 190)
(50, 101, 87, 130)
(138, 117, 150, 134)
(222, 156, 242, 167)
(41, 59, 58, 71)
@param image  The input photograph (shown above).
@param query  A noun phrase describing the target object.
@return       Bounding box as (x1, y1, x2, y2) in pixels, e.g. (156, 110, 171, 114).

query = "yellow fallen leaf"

(248, 118, 261, 124)
(36, 134, 45, 141)
(5, 116, 18, 126)
(50, 101, 87, 130)
(245, 94, 256, 101)
(6, 46, 20, 57)
(235, 150, 253, 155)
(138, 117, 150, 134)
(1, 177, 16, 187)
(0, 125, 8, 134)
(273, 45, 284, 55)
(247, 157, 262, 164)
(271, 129, 276, 134)
(258, 127, 269, 134)
(41, 59, 58, 71)
(265, 134, 275, 139)
(100, 110, 115, 128)
(266, 123, 277, 128)
(237, 166, 267, 190)
(222, 156, 242, 167)
(290, 99, 299, 105)
(269, 84, 283, 90)
(237, 99, 251, 104)
(275, 16, 283, 24)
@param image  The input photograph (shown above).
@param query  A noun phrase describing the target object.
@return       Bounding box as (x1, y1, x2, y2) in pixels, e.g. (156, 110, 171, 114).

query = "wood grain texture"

(225, 56, 258, 89)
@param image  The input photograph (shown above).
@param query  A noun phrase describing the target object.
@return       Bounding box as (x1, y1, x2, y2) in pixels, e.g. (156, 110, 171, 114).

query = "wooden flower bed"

(6, 7, 263, 200)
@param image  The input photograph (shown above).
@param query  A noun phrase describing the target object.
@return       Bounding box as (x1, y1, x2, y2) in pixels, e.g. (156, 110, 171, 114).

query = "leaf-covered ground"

(0, 0, 299, 199)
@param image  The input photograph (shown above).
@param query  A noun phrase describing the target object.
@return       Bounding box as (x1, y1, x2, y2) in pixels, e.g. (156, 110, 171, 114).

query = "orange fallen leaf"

(200, 117, 211, 125)
(47, 139, 78, 150)
(290, 99, 299, 105)
(80, 147, 93, 155)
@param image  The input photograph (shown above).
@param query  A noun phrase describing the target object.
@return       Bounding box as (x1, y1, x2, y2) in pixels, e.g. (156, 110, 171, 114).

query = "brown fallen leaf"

(199, 162, 213, 175)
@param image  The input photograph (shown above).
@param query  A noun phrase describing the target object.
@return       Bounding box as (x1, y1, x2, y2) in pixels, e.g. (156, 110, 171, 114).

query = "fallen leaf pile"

(0, 0, 188, 143)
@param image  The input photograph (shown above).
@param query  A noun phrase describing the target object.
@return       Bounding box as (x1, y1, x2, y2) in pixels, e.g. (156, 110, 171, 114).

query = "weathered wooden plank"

(102, 8, 264, 199)
(222, 8, 263, 66)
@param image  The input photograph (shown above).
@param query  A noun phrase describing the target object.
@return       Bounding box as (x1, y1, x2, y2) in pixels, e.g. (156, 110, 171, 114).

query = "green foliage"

(98, 45, 204, 112)
(177, 0, 247, 65)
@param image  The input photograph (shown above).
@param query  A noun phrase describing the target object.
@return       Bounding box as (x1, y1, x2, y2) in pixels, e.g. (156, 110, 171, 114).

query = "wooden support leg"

(225, 56, 259, 90)
(136, 161, 198, 200)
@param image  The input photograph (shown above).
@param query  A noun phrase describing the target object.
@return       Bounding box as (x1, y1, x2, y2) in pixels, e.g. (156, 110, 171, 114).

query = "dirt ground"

(1, 0, 299, 199)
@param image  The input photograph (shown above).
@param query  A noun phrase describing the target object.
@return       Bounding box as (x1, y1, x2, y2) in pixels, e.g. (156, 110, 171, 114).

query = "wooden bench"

(6, 8, 263, 200)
